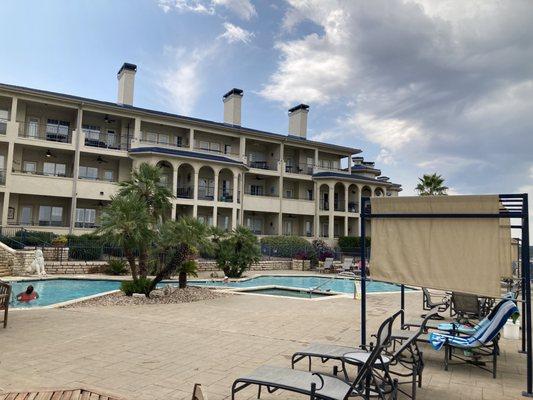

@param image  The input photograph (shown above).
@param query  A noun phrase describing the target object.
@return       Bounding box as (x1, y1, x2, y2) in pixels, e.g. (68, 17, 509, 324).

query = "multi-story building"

(0, 63, 401, 244)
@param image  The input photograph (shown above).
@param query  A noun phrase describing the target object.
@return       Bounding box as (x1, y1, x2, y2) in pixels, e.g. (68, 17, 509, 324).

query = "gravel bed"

(61, 287, 229, 308)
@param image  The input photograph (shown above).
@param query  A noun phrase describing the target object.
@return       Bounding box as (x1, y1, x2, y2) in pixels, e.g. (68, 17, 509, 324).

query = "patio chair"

(450, 292, 492, 319)
(421, 288, 449, 317)
(291, 311, 435, 400)
(0, 280, 12, 328)
(231, 314, 398, 400)
(337, 257, 354, 274)
(429, 300, 519, 378)
(317, 258, 334, 274)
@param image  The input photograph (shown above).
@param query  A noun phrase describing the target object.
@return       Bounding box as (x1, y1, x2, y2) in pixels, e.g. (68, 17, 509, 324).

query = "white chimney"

(223, 88, 243, 125)
(117, 63, 137, 106)
(288, 104, 309, 138)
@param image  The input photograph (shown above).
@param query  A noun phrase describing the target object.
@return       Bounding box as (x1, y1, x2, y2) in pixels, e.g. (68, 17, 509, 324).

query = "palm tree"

(415, 173, 449, 196)
(98, 193, 154, 281)
(216, 226, 261, 278)
(148, 217, 212, 291)
(117, 163, 174, 276)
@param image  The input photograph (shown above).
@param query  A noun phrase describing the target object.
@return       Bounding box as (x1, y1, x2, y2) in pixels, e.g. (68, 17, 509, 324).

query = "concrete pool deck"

(0, 280, 527, 399)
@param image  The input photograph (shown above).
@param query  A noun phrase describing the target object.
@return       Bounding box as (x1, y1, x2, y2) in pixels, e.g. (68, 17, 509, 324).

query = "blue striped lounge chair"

(429, 300, 519, 378)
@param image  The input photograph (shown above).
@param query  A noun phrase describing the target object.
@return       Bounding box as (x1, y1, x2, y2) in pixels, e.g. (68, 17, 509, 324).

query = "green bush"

(312, 239, 335, 261)
(66, 233, 103, 261)
(105, 259, 128, 275)
(217, 227, 261, 278)
(338, 236, 371, 253)
(260, 236, 315, 259)
(120, 278, 152, 296)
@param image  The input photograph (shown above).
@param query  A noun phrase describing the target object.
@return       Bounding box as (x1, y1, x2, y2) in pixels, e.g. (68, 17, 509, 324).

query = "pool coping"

(5, 273, 418, 308)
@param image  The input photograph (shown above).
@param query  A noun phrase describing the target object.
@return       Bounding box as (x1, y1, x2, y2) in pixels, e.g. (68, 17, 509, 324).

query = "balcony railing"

(247, 160, 278, 171)
(74, 221, 100, 229)
(218, 191, 233, 202)
(0, 118, 7, 135)
(244, 190, 279, 197)
(9, 220, 68, 228)
(18, 121, 72, 143)
(198, 187, 215, 200)
(0, 169, 5, 185)
(177, 187, 193, 199)
(334, 203, 345, 212)
(194, 145, 239, 157)
(284, 162, 314, 175)
(84, 131, 127, 150)
(348, 202, 359, 213)
(13, 168, 73, 178)
(140, 134, 186, 148)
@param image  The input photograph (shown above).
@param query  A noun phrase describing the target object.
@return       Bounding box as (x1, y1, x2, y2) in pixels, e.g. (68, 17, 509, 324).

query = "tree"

(415, 173, 449, 196)
(98, 193, 154, 281)
(216, 226, 261, 278)
(148, 217, 212, 291)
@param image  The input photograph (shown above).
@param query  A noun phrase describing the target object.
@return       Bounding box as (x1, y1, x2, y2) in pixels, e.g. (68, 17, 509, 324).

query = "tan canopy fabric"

(370, 195, 510, 298)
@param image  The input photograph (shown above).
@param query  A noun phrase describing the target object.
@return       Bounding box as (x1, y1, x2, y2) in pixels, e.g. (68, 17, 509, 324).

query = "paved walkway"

(0, 285, 527, 399)
(0, 387, 125, 400)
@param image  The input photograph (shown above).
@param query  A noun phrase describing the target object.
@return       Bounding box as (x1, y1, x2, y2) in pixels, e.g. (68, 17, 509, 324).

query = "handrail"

(309, 275, 339, 298)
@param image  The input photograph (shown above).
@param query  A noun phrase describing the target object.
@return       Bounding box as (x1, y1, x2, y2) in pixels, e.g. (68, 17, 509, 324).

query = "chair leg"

(257, 385, 261, 399)
(493, 348, 497, 379)
(3, 308, 6, 328)
(444, 346, 449, 371)
(411, 364, 417, 400)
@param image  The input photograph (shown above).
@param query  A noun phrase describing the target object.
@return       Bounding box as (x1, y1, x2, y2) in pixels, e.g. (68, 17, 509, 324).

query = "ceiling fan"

(103, 114, 116, 124)
(96, 155, 108, 164)
(45, 150, 56, 159)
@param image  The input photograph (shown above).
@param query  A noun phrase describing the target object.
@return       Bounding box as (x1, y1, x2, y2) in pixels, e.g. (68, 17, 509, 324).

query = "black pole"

(520, 237, 527, 354)
(360, 197, 368, 346)
(522, 193, 532, 397)
(401, 284, 405, 327)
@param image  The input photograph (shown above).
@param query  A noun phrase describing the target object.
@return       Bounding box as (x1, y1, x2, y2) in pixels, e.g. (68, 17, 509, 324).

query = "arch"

(177, 163, 195, 199)
(198, 166, 215, 200)
(319, 183, 330, 211)
(361, 185, 372, 197)
(156, 160, 173, 189)
(333, 182, 346, 211)
(374, 187, 385, 197)
(218, 168, 234, 202)
(347, 184, 359, 213)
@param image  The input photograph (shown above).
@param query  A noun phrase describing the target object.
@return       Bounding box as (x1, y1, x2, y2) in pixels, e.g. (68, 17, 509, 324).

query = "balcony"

(13, 167, 73, 178)
(247, 160, 278, 171)
(194, 145, 239, 158)
(176, 187, 193, 199)
(84, 130, 127, 150)
(0, 118, 7, 135)
(198, 186, 215, 201)
(140, 132, 186, 148)
(218, 191, 233, 203)
(18, 121, 72, 144)
(284, 162, 314, 175)
(348, 202, 359, 213)
(0, 169, 5, 185)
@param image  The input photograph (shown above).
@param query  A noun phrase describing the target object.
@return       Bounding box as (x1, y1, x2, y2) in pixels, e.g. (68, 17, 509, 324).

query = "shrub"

(260, 236, 315, 259)
(66, 233, 103, 261)
(51, 235, 68, 247)
(217, 227, 261, 278)
(120, 277, 152, 296)
(105, 259, 128, 275)
(312, 239, 335, 261)
(338, 236, 371, 253)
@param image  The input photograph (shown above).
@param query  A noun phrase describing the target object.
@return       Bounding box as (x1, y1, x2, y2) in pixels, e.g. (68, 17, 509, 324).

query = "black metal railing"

(176, 187, 193, 199)
(18, 121, 72, 143)
(198, 187, 215, 200)
(284, 162, 314, 175)
(12, 168, 73, 178)
(84, 131, 126, 150)
(9, 220, 68, 228)
(0, 169, 5, 185)
(218, 191, 233, 202)
(140, 134, 186, 148)
(194, 145, 239, 157)
(247, 160, 278, 171)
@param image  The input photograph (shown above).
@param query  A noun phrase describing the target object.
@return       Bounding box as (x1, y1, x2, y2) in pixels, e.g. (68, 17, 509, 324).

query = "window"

(23, 161, 37, 174)
(306, 157, 314, 174)
(307, 189, 313, 200)
(220, 215, 230, 231)
(321, 223, 329, 237)
(38, 206, 63, 226)
(79, 166, 98, 180)
(76, 208, 96, 228)
(284, 220, 293, 235)
(250, 185, 264, 196)
(104, 170, 114, 181)
(106, 129, 116, 147)
(245, 217, 263, 234)
(28, 117, 39, 138)
(176, 136, 183, 147)
(198, 215, 213, 226)
(305, 221, 312, 237)
(210, 142, 220, 152)
(20, 206, 32, 225)
(285, 189, 293, 199)
(82, 125, 101, 140)
(199, 141, 210, 150)
(158, 134, 169, 145)
(46, 119, 70, 137)
(0, 155, 4, 170)
(0, 110, 7, 134)
(43, 162, 66, 177)
(145, 132, 157, 143)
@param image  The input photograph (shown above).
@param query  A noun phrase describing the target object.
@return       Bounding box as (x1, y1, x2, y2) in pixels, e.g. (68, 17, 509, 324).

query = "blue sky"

(1, 0, 532, 206)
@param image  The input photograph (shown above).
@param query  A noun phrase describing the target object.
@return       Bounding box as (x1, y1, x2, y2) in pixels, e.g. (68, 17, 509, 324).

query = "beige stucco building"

(0, 63, 401, 244)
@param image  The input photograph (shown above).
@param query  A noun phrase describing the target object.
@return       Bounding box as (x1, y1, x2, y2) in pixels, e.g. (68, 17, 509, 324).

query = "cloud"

(261, 0, 533, 198)
(218, 22, 254, 44)
(157, 0, 255, 19)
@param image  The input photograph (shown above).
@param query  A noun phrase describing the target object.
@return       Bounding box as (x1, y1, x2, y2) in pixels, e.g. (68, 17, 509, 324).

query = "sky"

(1, 0, 532, 209)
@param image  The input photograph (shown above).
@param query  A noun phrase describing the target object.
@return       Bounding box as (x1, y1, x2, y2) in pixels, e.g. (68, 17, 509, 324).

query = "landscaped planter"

(291, 259, 311, 271)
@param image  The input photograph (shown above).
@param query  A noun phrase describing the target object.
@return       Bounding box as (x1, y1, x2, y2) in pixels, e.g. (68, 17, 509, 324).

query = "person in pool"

(16, 285, 39, 302)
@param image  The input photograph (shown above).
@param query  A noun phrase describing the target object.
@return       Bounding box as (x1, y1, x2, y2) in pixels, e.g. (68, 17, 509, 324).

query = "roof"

(118, 63, 137, 75)
(223, 88, 243, 98)
(0, 82, 360, 155)
(129, 146, 248, 168)
(288, 103, 309, 113)
(312, 171, 401, 187)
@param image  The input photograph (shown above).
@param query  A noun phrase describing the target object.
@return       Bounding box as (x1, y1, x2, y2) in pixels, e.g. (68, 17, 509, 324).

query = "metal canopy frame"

(359, 193, 532, 396)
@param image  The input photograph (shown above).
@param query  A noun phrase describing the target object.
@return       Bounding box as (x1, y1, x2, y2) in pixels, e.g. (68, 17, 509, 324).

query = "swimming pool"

(9, 279, 122, 308)
(188, 275, 403, 294)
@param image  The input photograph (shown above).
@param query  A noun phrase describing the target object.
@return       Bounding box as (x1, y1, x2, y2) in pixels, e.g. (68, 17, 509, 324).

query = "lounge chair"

(337, 257, 354, 274)
(0, 280, 11, 328)
(421, 288, 449, 319)
(317, 258, 334, 274)
(231, 314, 398, 400)
(429, 300, 519, 378)
(292, 311, 435, 400)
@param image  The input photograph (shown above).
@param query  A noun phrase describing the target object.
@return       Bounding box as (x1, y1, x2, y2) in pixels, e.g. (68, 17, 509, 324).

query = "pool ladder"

(309, 275, 338, 298)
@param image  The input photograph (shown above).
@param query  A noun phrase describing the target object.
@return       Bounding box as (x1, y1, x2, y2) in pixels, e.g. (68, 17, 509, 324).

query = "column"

(189, 128, 194, 150)
(344, 184, 349, 213)
(357, 184, 362, 235)
(212, 206, 217, 228)
(239, 136, 246, 158)
(313, 181, 319, 238)
(172, 164, 178, 219)
(193, 170, 199, 218)
(9, 97, 17, 122)
(133, 117, 141, 143)
(328, 184, 334, 239)
(344, 216, 349, 236)
(348, 154, 352, 174)
(69, 107, 83, 234)
(1, 142, 14, 226)
(314, 149, 319, 168)
(213, 168, 219, 203)
(232, 173, 239, 205)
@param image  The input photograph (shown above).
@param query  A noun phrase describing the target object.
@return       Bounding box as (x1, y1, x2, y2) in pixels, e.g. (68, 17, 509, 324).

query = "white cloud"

(218, 22, 254, 44)
(157, 0, 255, 19)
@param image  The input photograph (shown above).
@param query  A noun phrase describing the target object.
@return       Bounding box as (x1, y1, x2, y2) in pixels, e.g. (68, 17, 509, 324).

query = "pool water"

(189, 275, 403, 294)
(238, 288, 332, 298)
(9, 279, 121, 308)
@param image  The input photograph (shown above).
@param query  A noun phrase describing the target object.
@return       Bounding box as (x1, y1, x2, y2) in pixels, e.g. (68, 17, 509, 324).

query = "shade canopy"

(370, 195, 513, 298)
